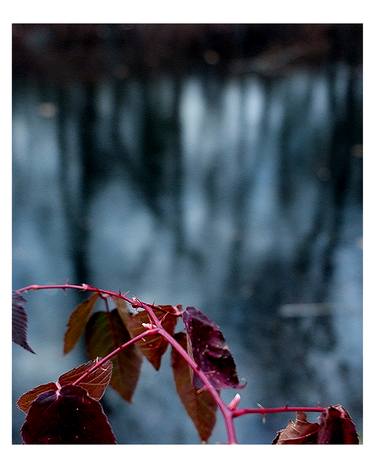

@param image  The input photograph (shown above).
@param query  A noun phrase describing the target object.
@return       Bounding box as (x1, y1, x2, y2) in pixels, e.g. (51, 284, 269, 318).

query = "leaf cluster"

(13, 292, 242, 443)
(12, 289, 359, 445)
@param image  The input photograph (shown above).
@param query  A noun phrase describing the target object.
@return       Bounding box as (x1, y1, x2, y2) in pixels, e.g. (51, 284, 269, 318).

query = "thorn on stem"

(141, 322, 154, 330)
(256, 403, 267, 423)
(228, 393, 241, 410)
(196, 385, 210, 394)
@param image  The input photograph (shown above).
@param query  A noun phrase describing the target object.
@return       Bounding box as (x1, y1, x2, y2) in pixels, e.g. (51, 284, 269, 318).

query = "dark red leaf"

(272, 412, 320, 444)
(17, 383, 57, 413)
(171, 332, 217, 442)
(153, 304, 183, 316)
(21, 385, 116, 444)
(12, 291, 35, 354)
(85, 310, 142, 402)
(182, 306, 244, 390)
(64, 293, 100, 354)
(317, 405, 359, 444)
(272, 406, 360, 444)
(59, 358, 112, 401)
(115, 298, 178, 370)
(17, 359, 113, 413)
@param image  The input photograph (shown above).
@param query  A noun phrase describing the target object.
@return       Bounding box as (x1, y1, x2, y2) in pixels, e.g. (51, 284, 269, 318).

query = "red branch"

(72, 328, 160, 387)
(232, 406, 325, 418)
(16, 283, 326, 445)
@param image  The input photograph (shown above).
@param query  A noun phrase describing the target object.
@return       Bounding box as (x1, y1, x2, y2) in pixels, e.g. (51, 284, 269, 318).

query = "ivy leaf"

(115, 298, 178, 370)
(171, 332, 217, 442)
(85, 310, 142, 402)
(317, 405, 359, 444)
(12, 291, 35, 354)
(272, 412, 320, 444)
(17, 359, 113, 413)
(64, 293, 100, 354)
(21, 385, 116, 444)
(182, 306, 244, 390)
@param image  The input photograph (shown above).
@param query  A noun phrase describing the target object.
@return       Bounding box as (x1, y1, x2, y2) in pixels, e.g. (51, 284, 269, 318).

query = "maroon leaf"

(59, 358, 112, 401)
(153, 304, 183, 316)
(85, 310, 142, 402)
(171, 332, 217, 442)
(17, 383, 57, 413)
(12, 291, 35, 354)
(17, 359, 113, 413)
(317, 405, 359, 444)
(115, 298, 178, 370)
(182, 306, 244, 390)
(21, 385, 116, 444)
(272, 412, 320, 444)
(272, 407, 360, 444)
(64, 293, 100, 354)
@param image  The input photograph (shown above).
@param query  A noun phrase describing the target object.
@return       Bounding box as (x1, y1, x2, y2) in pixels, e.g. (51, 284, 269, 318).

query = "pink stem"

(158, 328, 237, 444)
(17, 283, 239, 443)
(17, 283, 323, 444)
(232, 406, 326, 418)
(17, 283, 162, 325)
(72, 328, 159, 387)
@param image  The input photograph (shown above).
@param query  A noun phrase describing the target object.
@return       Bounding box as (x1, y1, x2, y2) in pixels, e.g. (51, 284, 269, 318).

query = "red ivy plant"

(12, 284, 360, 444)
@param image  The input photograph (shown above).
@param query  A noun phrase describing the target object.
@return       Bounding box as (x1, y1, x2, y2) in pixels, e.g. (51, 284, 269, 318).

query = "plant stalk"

(16, 283, 326, 444)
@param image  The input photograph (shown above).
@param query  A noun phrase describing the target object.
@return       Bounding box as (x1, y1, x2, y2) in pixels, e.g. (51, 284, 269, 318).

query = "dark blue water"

(13, 63, 362, 443)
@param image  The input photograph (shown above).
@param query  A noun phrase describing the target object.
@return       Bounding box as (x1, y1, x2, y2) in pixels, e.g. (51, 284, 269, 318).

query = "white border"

(1, 1, 371, 467)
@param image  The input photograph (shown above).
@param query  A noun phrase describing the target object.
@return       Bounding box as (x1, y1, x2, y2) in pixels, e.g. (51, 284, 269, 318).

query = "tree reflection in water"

(13, 63, 362, 443)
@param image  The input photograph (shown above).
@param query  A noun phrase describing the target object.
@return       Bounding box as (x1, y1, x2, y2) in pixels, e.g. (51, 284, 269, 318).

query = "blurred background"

(12, 24, 363, 444)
